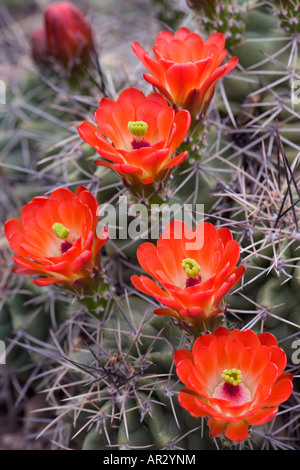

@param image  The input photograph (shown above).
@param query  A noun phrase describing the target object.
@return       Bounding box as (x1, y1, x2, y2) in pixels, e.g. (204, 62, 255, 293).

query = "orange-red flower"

(4, 186, 108, 287)
(132, 27, 238, 118)
(78, 87, 190, 195)
(174, 327, 293, 442)
(131, 220, 244, 333)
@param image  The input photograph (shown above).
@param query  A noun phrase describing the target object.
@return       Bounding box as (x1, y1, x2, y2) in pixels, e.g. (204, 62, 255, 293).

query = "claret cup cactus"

(1, 0, 299, 452)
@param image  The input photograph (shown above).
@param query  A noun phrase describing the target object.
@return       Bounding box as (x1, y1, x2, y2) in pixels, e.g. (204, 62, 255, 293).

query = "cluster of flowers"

(5, 2, 293, 444)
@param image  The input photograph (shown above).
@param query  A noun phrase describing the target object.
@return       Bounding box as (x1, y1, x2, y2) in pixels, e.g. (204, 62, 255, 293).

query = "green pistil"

(52, 222, 70, 240)
(182, 258, 201, 278)
(222, 368, 242, 386)
(128, 120, 148, 137)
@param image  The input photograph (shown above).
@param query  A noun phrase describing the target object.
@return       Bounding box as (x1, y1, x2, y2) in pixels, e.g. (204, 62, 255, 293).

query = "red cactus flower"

(132, 27, 238, 118)
(174, 327, 293, 442)
(131, 220, 244, 334)
(78, 88, 190, 196)
(44, 1, 94, 69)
(4, 186, 108, 287)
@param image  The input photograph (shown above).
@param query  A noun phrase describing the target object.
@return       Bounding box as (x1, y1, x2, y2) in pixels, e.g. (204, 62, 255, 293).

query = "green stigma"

(52, 222, 70, 240)
(182, 258, 201, 278)
(128, 120, 148, 137)
(222, 368, 242, 386)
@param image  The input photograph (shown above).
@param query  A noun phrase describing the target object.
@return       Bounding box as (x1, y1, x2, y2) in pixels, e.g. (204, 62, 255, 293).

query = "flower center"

(222, 368, 242, 386)
(52, 222, 70, 239)
(60, 241, 73, 254)
(52, 222, 72, 254)
(182, 258, 202, 287)
(212, 368, 251, 405)
(182, 258, 200, 278)
(128, 120, 148, 137)
(128, 120, 150, 150)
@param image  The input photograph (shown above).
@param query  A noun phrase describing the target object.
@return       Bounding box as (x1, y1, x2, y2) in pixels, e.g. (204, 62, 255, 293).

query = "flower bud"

(31, 27, 49, 66)
(44, 1, 94, 70)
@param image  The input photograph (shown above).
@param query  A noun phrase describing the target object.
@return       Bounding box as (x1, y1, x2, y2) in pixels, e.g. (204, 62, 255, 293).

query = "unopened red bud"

(44, 1, 94, 70)
(31, 27, 49, 65)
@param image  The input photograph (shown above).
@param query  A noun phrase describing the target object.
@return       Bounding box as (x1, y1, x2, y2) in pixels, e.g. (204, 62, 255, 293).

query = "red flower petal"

(225, 421, 249, 442)
(178, 390, 208, 418)
(263, 374, 293, 406)
(174, 349, 193, 366)
(207, 418, 227, 438)
(31, 277, 63, 286)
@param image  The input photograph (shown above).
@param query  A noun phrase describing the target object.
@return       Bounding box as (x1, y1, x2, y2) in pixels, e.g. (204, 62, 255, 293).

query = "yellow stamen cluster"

(222, 368, 242, 386)
(128, 120, 148, 137)
(52, 222, 70, 240)
(182, 258, 201, 278)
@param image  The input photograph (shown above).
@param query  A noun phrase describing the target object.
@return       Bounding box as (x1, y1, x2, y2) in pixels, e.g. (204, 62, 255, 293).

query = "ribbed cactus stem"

(187, 0, 247, 48)
(269, 0, 300, 33)
(65, 267, 114, 320)
(180, 120, 209, 165)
